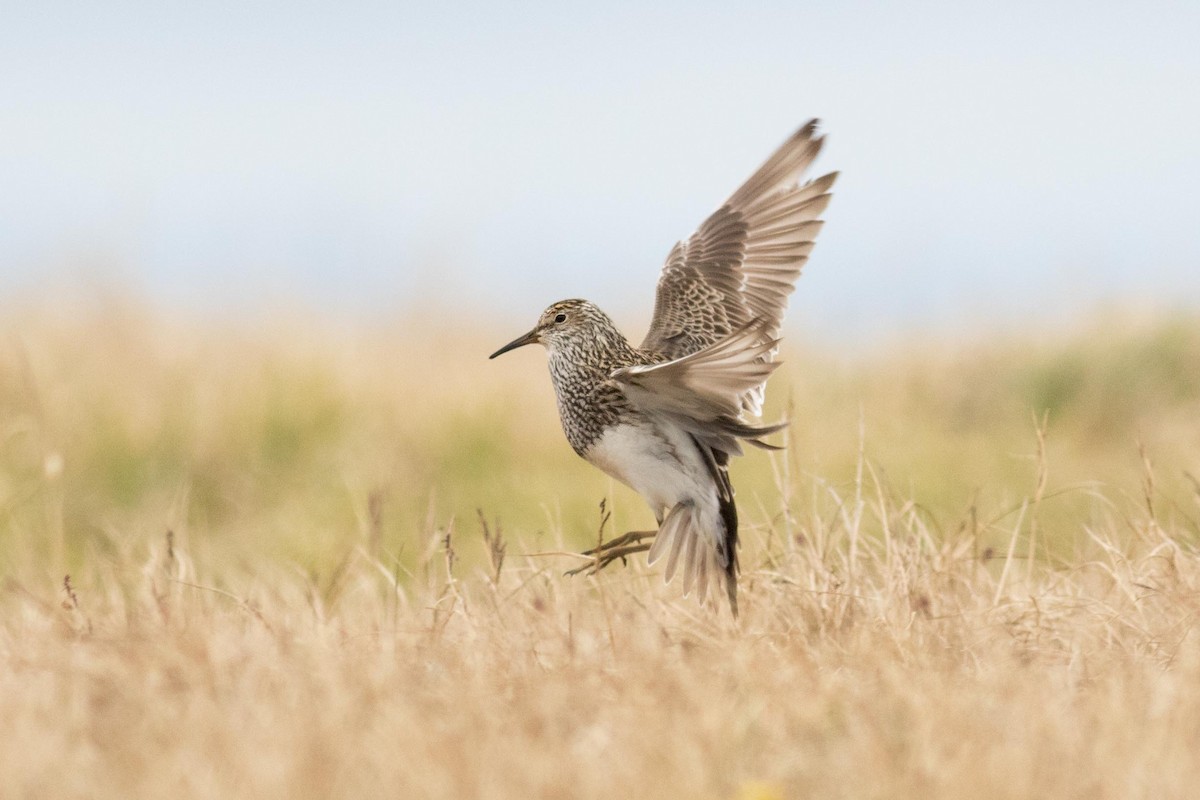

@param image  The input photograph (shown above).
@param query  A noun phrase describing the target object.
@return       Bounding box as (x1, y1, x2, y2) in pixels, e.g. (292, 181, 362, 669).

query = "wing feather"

(640, 120, 836, 415)
(617, 322, 781, 420)
(613, 321, 787, 458)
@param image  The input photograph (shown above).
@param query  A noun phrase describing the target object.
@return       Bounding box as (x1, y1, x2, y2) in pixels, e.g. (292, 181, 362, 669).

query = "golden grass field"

(2, 299, 1199, 798)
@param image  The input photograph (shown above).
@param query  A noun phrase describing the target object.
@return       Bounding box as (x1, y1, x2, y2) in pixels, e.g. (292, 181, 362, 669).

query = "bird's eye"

(554, 313, 567, 323)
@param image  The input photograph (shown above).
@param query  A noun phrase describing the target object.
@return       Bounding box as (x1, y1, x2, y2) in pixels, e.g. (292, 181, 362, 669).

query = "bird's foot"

(564, 530, 656, 576)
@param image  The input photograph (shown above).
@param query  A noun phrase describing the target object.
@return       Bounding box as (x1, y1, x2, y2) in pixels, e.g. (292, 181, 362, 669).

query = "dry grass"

(1, 300, 1199, 798)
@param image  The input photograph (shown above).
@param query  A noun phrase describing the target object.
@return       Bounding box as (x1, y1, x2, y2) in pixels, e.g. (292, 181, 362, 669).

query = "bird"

(489, 120, 836, 615)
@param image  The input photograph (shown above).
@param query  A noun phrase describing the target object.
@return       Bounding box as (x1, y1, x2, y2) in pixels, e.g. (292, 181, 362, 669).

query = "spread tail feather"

(646, 500, 739, 615)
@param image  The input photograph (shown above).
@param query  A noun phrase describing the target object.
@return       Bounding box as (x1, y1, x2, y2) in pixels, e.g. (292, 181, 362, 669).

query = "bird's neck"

(548, 328, 639, 381)
(545, 326, 641, 455)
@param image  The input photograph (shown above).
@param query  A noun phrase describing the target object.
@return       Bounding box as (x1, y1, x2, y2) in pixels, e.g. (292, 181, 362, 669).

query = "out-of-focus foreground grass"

(1, 299, 1199, 798)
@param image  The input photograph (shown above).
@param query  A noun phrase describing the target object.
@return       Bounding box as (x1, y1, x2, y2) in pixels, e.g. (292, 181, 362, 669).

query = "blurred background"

(2, 1, 1198, 576)
(4, 0, 1198, 343)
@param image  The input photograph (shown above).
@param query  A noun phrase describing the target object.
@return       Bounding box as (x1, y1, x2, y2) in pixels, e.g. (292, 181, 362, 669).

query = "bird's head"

(488, 299, 608, 359)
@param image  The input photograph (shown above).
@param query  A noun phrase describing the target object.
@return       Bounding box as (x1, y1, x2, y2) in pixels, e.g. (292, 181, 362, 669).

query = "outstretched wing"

(640, 120, 837, 414)
(612, 320, 787, 458)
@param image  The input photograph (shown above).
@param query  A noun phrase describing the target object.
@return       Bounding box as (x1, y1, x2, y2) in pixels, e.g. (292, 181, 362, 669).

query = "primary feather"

(641, 120, 837, 415)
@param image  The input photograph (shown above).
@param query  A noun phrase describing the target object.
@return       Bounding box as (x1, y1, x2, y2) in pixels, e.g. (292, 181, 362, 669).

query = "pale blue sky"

(2, 1, 1198, 341)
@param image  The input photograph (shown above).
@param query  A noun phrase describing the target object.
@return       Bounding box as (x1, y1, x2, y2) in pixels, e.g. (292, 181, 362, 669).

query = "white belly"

(584, 422, 715, 517)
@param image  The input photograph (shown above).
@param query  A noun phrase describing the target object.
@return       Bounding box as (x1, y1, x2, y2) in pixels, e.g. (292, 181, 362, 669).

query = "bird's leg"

(564, 530, 657, 576)
(581, 529, 655, 555)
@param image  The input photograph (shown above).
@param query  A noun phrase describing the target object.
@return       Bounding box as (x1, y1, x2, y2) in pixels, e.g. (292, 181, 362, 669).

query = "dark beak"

(488, 328, 541, 359)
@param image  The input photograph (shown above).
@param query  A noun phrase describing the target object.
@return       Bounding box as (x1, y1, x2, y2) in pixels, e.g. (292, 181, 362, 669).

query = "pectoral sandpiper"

(490, 120, 837, 614)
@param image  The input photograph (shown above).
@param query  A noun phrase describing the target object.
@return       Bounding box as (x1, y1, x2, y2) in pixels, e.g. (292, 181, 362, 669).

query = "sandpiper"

(490, 120, 836, 614)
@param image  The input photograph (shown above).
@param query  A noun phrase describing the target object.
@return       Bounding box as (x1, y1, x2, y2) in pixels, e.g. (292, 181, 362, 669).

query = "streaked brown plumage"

(490, 120, 837, 614)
